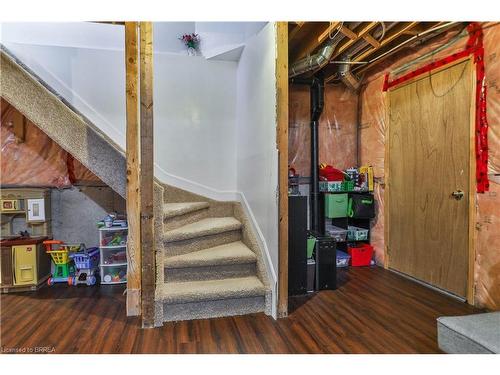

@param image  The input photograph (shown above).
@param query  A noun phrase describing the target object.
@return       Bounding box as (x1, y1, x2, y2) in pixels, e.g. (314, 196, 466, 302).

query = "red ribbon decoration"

(383, 22, 489, 193)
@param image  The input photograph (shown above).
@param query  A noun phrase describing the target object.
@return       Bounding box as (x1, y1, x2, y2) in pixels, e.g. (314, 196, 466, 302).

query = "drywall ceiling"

(0, 21, 267, 61)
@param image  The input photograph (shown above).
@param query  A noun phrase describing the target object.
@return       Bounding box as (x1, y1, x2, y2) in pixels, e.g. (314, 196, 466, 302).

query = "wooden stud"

(383, 90, 390, 269)
(125, 22, 141, 317)
(139, 21, 155, 328)
(276, 22, 289, 318)
(12, 110, 25, 143)
(467, 56, 477, 305)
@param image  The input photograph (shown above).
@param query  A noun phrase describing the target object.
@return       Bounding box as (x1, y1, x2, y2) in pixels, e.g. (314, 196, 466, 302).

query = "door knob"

(451, 190, 464, 200)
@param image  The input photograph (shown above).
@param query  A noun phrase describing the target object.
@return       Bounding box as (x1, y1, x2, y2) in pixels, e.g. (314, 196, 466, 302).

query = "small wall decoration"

(179, 33, 200, 56)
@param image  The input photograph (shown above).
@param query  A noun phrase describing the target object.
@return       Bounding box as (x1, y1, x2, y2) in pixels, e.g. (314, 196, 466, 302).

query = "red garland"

(383, 22, 489, 193)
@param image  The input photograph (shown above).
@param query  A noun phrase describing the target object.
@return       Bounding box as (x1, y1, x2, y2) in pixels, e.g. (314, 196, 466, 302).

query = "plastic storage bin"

(325, 224, 347, 242)
(347, 243, 373, 267)
(101, 264, 127, 284)
(101, 246, 127, 265)
(336, 250, 351, 268)
(347, 225, 369, 241)
(325, 193, 348, 218)
(319, 181, 343, 192)
(100, 228, 128, 247)
(342, 180, 355, 191)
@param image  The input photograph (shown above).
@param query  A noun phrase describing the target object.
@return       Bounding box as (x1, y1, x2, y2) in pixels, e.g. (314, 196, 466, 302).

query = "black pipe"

(310, 75, 324, 233)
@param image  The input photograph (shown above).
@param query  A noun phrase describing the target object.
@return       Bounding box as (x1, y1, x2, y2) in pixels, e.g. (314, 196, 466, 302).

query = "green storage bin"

(325, 193, 348, 218)
(307, 237, 316, 258)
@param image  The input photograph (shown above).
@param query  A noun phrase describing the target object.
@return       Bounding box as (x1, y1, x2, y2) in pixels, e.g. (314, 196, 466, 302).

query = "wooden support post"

(139, 21, 155, 328)
(125, 22, 141, 317)
(276, 22, 289, 318)
(12, 110, 25, 143)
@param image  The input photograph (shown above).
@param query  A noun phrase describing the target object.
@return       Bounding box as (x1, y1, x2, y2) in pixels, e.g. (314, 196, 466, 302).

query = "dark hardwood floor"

(0, 266, 481, 354)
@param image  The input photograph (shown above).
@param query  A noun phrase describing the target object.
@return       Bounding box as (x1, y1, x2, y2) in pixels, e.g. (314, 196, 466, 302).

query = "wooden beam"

(125, 22, 141, 317)
(313, 22, 379, 77)
(363, 33, 381, 48)
(290, 22, 330, 62)
(317, 22, 341, 45)
(328, 22, 379, 62)
(354, 22, 419, 63)
(288, 23, 303, 42)
(139, 21, 155, 328)
(12, 110, 25, 143)
(339, 24, 357, 40)
(276, 22, 289, 318)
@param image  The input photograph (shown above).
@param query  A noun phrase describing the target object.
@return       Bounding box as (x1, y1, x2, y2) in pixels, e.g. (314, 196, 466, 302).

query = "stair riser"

(162, 295, 265, 322)
(164, 230, 241, 257)
(164, 208, 210, 231)
(165, 262, 257, 282)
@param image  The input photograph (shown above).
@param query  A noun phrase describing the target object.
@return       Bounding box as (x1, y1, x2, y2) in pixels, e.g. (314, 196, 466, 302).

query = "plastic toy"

(44, 240, 77, 285)
(68, 247, 100, 286)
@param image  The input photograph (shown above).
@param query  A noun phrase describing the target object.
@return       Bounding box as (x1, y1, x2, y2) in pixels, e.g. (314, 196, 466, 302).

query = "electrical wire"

(329, 21, 344, 40)
(428, 58, 469, 97)
(378, 22, 386, 41)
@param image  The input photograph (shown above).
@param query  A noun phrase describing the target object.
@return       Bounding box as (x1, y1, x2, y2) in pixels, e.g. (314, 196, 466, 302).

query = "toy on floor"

(43, 240, 79, 286)
(68, 247, 100, 286)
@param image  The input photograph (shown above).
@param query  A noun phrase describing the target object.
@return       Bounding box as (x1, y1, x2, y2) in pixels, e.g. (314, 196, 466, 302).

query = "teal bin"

(307, 236, 316, 258)
(325, 193, 348, 218)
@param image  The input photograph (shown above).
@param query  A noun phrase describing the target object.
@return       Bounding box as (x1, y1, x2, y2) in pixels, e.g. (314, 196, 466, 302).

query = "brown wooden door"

(387, 59, 473, 298)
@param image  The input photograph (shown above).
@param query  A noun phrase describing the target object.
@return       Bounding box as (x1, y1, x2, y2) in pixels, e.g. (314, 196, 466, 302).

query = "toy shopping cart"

(43, 240, 80, 285)
(68, 247, 100, 286)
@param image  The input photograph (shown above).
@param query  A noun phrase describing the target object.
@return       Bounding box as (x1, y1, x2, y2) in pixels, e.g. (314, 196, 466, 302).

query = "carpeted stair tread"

(165, 241, 256, 269)
(163, 202, 209, 219)
(157, 276, 266, 304)
(163, 217, 242, 242)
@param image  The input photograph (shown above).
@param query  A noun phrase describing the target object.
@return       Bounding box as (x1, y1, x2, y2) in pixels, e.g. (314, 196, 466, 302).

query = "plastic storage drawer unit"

(348, 243, 373, 267)
(325, 193, 348, 218)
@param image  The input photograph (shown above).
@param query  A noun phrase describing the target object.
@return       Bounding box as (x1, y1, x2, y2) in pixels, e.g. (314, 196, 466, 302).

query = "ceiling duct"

(289, 22, 361, 78)
(338, 58, 362, 91)
(334, 22, 398, 90)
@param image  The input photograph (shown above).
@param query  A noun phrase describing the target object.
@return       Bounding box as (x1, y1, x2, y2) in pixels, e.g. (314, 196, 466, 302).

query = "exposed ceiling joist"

(317, 22, 342, 45)
(353, 22, 419, 62)
(289, 22, 331, 61)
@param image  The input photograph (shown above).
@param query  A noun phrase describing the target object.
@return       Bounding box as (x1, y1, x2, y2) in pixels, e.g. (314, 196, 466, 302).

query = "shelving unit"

(98, 226, 128, 285)
(320, 191, 373, 255)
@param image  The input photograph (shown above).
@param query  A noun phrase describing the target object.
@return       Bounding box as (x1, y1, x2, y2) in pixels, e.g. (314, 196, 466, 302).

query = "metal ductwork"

(335, 22, 398, 90)
(289, 22, 361, 78)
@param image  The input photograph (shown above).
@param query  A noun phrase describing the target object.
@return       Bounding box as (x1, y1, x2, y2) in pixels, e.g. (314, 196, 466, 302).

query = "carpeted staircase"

(1, 47, 272, 325)
(154, 186, 271, 324)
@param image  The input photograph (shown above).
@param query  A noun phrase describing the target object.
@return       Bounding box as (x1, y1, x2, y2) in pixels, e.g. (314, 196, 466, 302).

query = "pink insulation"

(359, 23, 500, 310)
(289, 84, 358, 177)
(1, 98, 102, 187)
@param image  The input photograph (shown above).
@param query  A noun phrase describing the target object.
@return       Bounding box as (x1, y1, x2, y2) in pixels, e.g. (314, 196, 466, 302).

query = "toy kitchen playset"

(0, 188, 52, 293)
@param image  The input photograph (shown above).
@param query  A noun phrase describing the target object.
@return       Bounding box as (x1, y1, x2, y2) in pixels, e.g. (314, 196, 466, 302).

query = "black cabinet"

(288, 196, 308, 296)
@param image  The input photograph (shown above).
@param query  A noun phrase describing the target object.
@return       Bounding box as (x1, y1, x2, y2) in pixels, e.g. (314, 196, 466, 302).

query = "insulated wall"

(289, 84, 358, 177)
(1, 98, 101, 187)
(359, 22, 500, 310)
